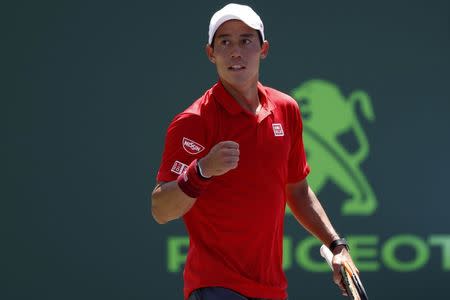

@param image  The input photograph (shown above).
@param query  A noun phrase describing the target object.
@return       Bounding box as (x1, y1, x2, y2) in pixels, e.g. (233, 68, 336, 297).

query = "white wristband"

(197, 160, 212, 179)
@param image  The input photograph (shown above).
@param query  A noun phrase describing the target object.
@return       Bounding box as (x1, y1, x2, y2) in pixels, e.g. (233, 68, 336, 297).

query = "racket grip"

(320, 245, 334, 270)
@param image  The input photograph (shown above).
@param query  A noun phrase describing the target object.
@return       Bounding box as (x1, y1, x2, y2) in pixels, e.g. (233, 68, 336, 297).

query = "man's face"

(206, 20, 269, 88)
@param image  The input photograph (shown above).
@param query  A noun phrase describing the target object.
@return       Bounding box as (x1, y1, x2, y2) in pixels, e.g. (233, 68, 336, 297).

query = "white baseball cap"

(208, 3, 265, 45)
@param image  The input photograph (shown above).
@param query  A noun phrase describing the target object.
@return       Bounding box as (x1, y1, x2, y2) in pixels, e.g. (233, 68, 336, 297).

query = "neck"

(221, 80, 260, 114)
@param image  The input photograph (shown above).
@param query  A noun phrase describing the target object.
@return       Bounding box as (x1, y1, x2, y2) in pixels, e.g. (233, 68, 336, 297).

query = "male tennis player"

(152, 3, 359, 300)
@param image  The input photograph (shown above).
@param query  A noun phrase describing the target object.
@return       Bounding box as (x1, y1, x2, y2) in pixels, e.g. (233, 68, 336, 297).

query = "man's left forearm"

(287, 180, 357, 295)
(286, 180, 341, 246)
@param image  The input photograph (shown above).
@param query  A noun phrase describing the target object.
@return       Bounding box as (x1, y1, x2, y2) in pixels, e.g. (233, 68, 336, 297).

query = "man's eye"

(242, 39, 251, 45)
(221, 40, 230, 46)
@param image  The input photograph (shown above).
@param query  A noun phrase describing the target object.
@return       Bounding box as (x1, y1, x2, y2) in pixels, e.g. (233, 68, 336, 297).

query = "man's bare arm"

(286, 179, 358, 295)
(151, 141, 240, 224)
(286, 179, 339, 245)
(151, 181, 196, 224)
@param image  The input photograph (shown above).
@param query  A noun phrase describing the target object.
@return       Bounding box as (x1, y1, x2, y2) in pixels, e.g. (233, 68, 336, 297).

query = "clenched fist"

(198, 141, 240, 178)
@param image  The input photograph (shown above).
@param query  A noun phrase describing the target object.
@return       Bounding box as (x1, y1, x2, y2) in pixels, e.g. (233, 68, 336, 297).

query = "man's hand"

(332, 246, 359, 296)
(198, 141, 240, 177)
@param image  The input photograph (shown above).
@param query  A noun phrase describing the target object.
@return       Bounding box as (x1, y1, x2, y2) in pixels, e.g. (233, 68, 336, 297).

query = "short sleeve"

(287, 103, 310, 183)
(156, 113, 208, 182)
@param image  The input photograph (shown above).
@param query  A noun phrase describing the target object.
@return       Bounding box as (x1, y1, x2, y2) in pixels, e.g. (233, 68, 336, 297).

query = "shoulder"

(262, 85, 300, 112)
(181, 87, 219, 117)
(168, 88, 217, 131)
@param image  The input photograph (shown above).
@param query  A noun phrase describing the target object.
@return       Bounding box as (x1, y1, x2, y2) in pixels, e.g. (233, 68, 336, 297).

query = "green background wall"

(4, 0, 449, 299)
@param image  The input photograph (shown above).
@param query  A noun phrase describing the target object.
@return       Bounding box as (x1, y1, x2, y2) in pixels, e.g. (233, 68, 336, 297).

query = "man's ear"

(260, 40, 270, 59)
(205, 44, 216, 64)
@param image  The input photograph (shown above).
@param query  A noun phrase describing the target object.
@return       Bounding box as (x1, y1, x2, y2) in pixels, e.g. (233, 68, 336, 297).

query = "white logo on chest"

(272, 123, 285, 136)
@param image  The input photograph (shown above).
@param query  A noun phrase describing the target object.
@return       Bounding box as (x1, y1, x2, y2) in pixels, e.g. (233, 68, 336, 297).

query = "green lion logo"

(291, 79, 377, 216)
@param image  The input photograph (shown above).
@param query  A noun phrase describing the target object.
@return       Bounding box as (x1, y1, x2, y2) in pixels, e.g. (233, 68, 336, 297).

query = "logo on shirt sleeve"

(182, 138, 205, 155)
(171, 160, 188, 175)
(272, 123, 285, 136)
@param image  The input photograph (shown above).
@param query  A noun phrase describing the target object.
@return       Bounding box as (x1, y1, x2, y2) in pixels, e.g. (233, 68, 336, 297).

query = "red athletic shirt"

(157, 81, 310, 299)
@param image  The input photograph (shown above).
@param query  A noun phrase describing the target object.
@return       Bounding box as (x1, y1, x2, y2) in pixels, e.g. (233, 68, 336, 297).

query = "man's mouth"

(228, 65, 246, 71)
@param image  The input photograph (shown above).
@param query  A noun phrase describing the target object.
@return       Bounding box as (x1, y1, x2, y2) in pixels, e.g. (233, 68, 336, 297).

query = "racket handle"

(320, 245, 334, 270)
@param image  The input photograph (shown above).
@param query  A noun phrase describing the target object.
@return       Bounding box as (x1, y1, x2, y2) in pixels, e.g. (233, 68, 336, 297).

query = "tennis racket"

(320, 245, 369, 300)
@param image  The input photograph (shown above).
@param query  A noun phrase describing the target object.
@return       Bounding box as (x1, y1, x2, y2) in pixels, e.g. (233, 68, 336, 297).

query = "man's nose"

(230, 45, 242, 59)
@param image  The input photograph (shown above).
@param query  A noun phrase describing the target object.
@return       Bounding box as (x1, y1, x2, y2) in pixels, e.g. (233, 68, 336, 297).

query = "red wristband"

(177, 159, 211, 198)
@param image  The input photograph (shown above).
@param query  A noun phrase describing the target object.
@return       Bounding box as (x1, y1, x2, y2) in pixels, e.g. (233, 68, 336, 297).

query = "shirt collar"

(211, 81, 276, 116)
